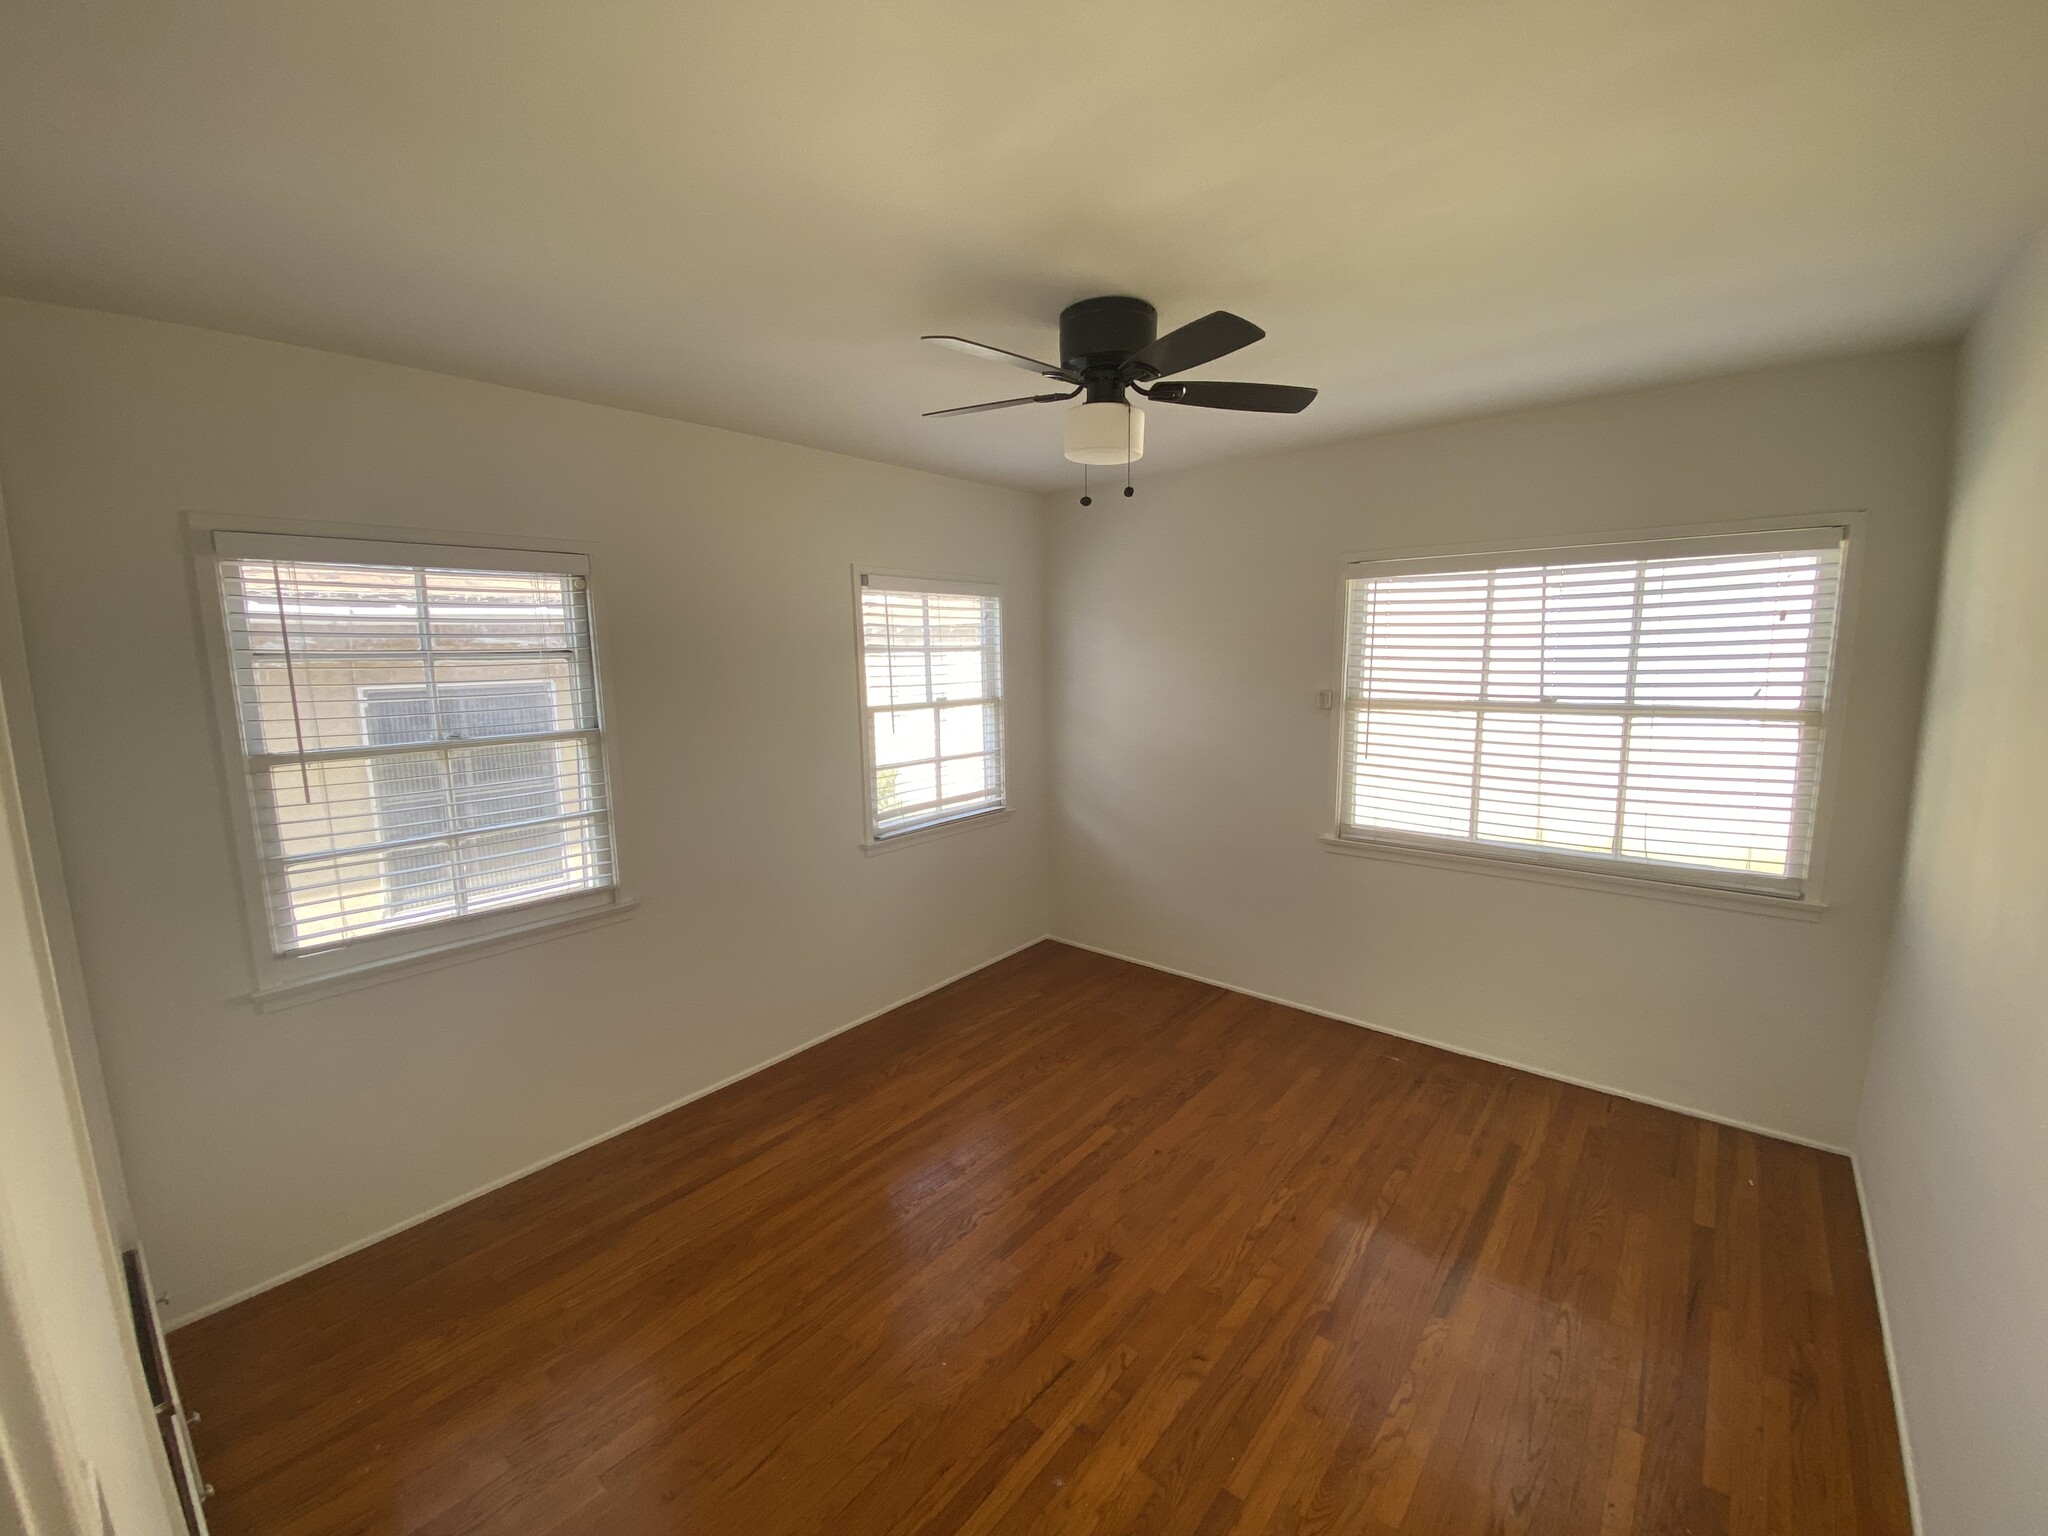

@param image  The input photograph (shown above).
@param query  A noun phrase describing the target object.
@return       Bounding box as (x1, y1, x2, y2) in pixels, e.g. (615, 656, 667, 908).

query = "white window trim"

(187, 513, 634, 1001)
(851, 566, 1008, 849)
(1320, 515, 1863, 916)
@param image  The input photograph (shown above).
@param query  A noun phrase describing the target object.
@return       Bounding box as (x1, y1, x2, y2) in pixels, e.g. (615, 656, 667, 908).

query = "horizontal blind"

(216, 550, 617, 954)
(1338, 530, 1844, 895)
(858, 577, 1004, 838)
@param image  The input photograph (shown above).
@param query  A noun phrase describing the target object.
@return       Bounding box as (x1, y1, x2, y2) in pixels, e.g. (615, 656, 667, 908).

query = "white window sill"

(250, 894, 639, 1011)
(862, 807, 1010, 855)
(1319, 834, 1826, 920)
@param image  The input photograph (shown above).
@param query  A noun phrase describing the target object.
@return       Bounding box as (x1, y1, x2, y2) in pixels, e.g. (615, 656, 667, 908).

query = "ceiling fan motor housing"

(1061, 296, 1157, 398)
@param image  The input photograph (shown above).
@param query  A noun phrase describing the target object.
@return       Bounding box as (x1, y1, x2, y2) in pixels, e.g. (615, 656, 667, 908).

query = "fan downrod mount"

(1060, 296, 1157, 401)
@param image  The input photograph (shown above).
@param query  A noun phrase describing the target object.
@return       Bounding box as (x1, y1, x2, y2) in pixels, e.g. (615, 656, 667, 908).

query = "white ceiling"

(3, 2, 2045, 491)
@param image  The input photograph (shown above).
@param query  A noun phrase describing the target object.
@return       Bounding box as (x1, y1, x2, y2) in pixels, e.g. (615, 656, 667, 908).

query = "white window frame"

(1322, 521, 1856, 914)
(190, 516, 633, 1003)
(852, 568, 1008, 849)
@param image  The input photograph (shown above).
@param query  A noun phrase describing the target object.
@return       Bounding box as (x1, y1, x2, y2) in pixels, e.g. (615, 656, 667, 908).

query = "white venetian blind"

(214, 537, 617, 954)
(1338, 529, 1845, 896)
(857, 575, 1005, 839)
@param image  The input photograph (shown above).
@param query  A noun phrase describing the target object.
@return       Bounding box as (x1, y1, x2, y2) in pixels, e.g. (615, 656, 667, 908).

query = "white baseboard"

(172, 928, 1855, 1330)
(168, 933, 1052, 1330)
(1851, 1157, 1924, 1534)
(1046, 934, 1851, 1155)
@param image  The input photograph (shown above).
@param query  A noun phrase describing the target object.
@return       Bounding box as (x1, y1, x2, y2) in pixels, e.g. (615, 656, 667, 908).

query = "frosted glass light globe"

(1063, 401, 1144, 465)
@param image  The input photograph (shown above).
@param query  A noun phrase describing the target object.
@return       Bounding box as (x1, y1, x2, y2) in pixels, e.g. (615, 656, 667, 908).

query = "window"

(207, 530, 621, 985)
(855, 572, 1005, 841)
(1334, 528, 1845, 899)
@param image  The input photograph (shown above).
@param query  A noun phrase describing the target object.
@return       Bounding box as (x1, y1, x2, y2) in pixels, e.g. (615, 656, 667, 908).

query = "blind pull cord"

(269, 562, 314, 801)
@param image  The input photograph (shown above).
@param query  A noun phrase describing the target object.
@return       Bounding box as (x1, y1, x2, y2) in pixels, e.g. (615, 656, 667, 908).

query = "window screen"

(213, 538, 618, 955)
(856, 574, 1005, 839)
(1336, 529, 1845, 897)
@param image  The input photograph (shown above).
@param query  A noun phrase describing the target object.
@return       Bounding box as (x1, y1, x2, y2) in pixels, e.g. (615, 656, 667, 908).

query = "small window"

(1334, 527, 1846, 899)
(206, 530, 622, 988)
(855, 572, 1005, 841)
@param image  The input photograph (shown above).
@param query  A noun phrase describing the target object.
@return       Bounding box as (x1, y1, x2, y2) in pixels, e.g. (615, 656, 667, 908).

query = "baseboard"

(168, 933, 1053, 1330)
(1046, 934, 1852, 1155)
(172, 929, 1849, 1329)
(1851, 1156, 1924, 1534)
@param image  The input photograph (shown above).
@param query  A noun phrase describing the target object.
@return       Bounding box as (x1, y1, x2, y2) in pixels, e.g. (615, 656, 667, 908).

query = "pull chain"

(1076, 406, 1137, 504)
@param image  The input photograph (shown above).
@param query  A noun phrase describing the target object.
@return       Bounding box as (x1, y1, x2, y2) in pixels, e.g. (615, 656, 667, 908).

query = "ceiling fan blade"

(1122, 311, 1265, 380)
(922, 335, 1080, 382)
(923, 389, 1080, 418)
(1142, 380, 1317, 413)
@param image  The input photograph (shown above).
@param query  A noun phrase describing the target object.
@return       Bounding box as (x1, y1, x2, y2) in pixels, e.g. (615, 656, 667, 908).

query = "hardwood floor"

(171, 941, 1910, 1535)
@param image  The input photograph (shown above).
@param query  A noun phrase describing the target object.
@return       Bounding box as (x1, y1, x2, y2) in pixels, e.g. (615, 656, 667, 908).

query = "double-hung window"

(1333, 528, 1846, 900)
(206, 530, 622, 989)
(855, 572, 1005, 841)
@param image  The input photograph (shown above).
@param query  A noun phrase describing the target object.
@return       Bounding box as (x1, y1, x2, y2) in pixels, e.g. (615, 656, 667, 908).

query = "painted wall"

(1856, 227, 2048, 1533)
(1047, 347, 1954, 1149)
(0, 298, 1048, 1321)
(0, 504, 179, 1532)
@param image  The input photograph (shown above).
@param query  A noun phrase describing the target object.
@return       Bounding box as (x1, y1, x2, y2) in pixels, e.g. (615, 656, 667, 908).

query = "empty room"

(1, 4, 2044, 1534)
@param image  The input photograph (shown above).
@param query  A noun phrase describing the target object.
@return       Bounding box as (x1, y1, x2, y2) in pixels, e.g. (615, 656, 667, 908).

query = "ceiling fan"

(921, 296, 1316, 474)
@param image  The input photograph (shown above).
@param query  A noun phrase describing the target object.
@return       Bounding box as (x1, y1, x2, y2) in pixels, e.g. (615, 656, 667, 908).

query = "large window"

(855, 572, 1005, 841)
(1334, 528, 1845, 899)
(207, 530, 620, 986)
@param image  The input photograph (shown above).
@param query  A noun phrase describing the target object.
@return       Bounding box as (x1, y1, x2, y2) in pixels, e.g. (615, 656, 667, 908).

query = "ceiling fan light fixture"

(921, 298, 1313, 468)
(1063, 400, 1143, 465)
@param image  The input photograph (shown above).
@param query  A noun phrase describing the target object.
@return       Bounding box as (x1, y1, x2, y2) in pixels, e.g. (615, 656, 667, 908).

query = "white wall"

(0, 297, 1048, 1322)
(1048, 347, 1954, 1149)
(0, 495, 178, 1533)
(1856, 228, 2048, 1533)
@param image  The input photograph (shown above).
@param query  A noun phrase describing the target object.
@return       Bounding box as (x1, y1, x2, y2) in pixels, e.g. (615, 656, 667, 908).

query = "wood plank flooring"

(171, 941, 1910, 1535)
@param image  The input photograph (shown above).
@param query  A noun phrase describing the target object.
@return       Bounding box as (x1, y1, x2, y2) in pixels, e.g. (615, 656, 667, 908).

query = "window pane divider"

(223, 645, 584, 665)
(271, 808, 605, 866)
(861, 695, 999, 714)
(248, 726, 601, 769)
(868, 750, 999, 771)
(1345, 698, 1824, 725)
